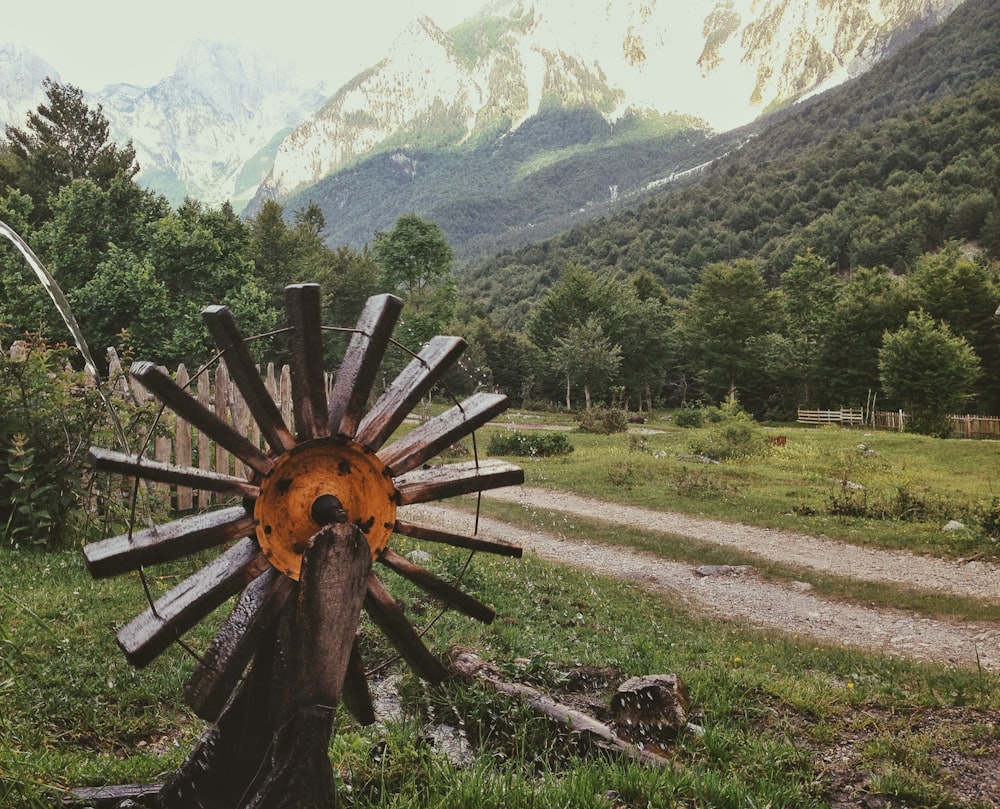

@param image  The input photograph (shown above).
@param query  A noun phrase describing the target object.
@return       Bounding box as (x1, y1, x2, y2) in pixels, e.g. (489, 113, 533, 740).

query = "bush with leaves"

(576, 407, 628, 434)
(687, 403, 771, 461)
(0, 333, 139, 548)
(487, 429, 574, 458)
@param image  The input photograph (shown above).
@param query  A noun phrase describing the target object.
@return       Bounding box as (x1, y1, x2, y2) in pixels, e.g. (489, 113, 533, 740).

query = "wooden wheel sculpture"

(82, 284, 523, 808)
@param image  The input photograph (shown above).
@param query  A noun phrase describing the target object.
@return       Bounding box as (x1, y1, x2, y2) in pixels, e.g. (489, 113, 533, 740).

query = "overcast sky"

(6, 0, 478, 91)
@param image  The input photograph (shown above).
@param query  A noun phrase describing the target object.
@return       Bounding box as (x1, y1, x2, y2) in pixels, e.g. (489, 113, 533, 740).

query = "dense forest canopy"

(0, 0, 998, 438)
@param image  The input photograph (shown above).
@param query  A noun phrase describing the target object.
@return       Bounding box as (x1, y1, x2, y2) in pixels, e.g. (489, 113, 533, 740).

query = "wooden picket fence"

(946, 414, 1000, 439)
(798, 406, 1000, 439)
(108, 351, 297, 510)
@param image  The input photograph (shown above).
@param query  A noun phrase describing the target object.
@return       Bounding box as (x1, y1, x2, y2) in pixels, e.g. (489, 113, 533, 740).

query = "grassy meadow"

(1, 412, 999, 807)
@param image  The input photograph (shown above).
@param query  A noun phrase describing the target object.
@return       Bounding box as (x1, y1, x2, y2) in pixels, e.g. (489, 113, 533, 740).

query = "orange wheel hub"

(254, 436, 397, 579)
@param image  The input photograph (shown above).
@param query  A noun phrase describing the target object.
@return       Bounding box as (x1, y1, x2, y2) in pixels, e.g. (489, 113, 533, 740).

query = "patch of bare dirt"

(402, 486, 1000, 671)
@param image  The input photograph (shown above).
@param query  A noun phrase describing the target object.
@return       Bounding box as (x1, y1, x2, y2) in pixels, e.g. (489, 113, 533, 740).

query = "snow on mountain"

(92, 41, 327, 209)
(255, 0, 966, 206)
(1, 0, 967, 212)
(0, 43, 59, 131)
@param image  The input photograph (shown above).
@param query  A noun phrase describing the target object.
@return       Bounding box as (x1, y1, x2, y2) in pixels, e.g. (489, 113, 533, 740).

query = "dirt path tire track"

(402, 486, 1000, 671)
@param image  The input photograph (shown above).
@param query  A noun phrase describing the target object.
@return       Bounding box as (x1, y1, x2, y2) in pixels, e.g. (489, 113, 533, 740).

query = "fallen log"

(447, 646, 676, 769)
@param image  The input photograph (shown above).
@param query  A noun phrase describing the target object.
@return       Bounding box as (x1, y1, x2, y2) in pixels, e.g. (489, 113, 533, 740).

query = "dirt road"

(403, 486, 1000, 671)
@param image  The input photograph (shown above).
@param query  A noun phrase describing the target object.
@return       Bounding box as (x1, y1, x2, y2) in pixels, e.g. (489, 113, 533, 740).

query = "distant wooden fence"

(868, 410, 905, 431)
(946, 414, 1000, 439)
(107, 351, 297, 510)
(795, 408, 864, 426)
(797, 407, 1000, 439)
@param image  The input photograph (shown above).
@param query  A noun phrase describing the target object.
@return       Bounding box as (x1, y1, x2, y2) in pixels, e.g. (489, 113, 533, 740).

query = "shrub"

(0, 335, 102, 548)
(687, 407, 771, 461)
(487, 429, 574, 458)
(673, 407, 703, 428)
(674, 404, 726, 428)
(576, 407, 628, 434)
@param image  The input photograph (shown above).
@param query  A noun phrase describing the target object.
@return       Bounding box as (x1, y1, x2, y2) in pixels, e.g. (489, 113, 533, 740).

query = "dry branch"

(448, 646, 675, 769)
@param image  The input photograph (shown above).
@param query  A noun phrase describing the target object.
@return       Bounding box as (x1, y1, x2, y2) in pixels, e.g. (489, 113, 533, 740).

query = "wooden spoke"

(341, 640, 376, 726)
(83, 506, 256, 579)
(378, 547, 495, 624)
(185, 568, 295, 722)
(88, 447, 259, 499)
(285, 284, 329, 440)
(378, 392, 509, 476)
(130, 361, 273, 477)
(327, 293, 403, 439)
(203, 305, 296, 454)
(394, 519, 522, 558)
(363, 573, 448, 684)
(117, 538, 270, 668)
(355, 335, 466, 451)
(395, 459, 525, 505)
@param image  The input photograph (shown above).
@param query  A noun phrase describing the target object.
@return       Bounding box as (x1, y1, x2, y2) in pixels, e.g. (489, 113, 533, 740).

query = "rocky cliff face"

(1, 0, 966, 211)
(254, 0, 966, 207)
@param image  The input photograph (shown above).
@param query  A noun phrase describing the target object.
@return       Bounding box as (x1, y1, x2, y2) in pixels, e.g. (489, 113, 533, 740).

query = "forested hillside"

(458, 0, 1000, 325)
(283, 106, 722, 259)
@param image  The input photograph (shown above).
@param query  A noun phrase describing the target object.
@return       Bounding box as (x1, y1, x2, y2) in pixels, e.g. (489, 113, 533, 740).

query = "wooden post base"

(68, 523, 371, 809)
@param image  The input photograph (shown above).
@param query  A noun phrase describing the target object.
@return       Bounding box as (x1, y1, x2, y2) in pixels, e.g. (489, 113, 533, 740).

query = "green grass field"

(2, 414, 998, 807)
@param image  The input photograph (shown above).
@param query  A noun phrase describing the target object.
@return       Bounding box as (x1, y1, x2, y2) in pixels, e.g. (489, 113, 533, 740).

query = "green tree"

(526, 264, 618, 350)
(373, 214, 457, 356)
(613, 291, 674, 412)
(550, 317, 622, 411)
(906, 243, 1000, 413)
(776, 251, 842, 407)
(315, 246, 381, 330)
(249, 199, 294, 294)
(878, 310, 980, 437)
(814, 266, 909, 409)
(675, 259, 776, 410)
(1, 79, 138, 225)
(373, 213, 453, 297)
(70, 247, 172, 361)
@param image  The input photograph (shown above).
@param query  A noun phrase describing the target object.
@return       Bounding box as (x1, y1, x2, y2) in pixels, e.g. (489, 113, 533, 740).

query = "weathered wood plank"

(364, 572, 448, 684)
(174, 364, 194, 510)
(83, 506, 255, 579)
(117, 537, 269, 667)
(394, 519, 522, 558)
(378, 392, 510, 476)
(341, 639, 376, 726)
(395, 459, 524, 505)
(203, 304, 296, 454)
(196, 369, 213, 506)
(88, 448, 259, 499)
(355, 335, 466, 451)
(214, 363, 233, 478)
(285, 283, 330, 440)
(130, 360, 272, 477)
(184, 567, 295, 722)
(378, 547, 495, 624)
(327, 293, 403, 439)
(284, 523, 371, 716)
(62, 783, 161, 807)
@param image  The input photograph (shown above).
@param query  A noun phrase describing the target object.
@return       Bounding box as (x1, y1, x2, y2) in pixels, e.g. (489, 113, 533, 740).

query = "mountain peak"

(0, 42, 60, 129)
